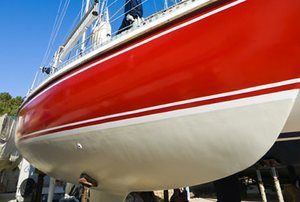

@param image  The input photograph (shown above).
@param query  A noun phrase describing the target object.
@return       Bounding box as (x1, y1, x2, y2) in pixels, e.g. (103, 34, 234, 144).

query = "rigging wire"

(110, 0, 149, 25)
(41, 0, 70, 66)
(80, 0, 86, 18)
(108, 0, 134, 23)
(106, 0, 122, 10)
(43, 0, 69, 65)
(32, 0, 168, 92)
(48, 0, 70, 60)
(63, 9, 82, 41)
(40, 0, 63, 66)
(89, 0, 150, 38)
(99, 0, 108, 19)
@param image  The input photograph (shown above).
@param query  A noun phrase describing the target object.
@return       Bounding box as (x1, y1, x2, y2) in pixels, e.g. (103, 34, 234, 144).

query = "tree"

(0, 92, 23, 116)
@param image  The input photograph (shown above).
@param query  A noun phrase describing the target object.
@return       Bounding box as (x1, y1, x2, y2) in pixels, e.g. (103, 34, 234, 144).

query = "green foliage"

(0, 92, 23, 116)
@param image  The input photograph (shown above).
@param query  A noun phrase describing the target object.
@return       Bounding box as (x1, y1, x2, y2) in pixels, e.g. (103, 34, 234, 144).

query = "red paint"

(20, 83, 300, 140)
(17, 0, 300, 139)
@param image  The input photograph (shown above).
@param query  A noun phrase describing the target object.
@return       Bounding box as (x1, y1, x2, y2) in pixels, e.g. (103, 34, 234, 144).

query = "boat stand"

(186, 187, 190, 200)
(256, 169, 267, 202)
(259, 159, 285, 202)
(163, 190, 169, 202)
(47, 177, 56, 202)
(78, 173, 98, 202)
(33, 170, 45, 202)
(271, 167, 284, 202)
(64, 182, 73, 197)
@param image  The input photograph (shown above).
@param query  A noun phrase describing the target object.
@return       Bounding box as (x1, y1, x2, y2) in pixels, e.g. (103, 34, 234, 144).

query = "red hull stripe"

(19, 83, 300, 141)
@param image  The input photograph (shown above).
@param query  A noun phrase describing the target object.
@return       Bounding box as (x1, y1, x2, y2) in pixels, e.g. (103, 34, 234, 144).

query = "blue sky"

(0, 0, 82, 97)
(0, 0, 164, 97)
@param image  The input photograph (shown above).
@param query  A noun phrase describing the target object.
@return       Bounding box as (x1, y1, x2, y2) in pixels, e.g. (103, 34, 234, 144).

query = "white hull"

(283, 91, 300, 133)
(16, 89, 298, 200)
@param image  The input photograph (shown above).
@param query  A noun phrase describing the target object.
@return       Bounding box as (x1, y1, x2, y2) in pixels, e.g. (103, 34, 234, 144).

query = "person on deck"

(118, 0, 143, 34)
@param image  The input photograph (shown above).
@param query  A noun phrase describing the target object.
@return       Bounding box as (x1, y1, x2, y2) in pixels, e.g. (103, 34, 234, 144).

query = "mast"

(81, 0, 91, 52)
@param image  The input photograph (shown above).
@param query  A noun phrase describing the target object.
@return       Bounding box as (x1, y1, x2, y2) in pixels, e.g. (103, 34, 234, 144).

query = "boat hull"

(16, 0, 300, 199)
(17, 90, 298, 193)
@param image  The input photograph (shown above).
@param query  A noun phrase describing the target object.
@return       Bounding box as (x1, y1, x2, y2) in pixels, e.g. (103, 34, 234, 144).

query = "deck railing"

(27, 0, 208, 96)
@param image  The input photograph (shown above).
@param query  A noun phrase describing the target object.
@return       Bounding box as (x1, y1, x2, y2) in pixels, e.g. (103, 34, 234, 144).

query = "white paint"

(16, 89, 298, 202)
(23, 0, 246, 109)
(282, 90, 300, 133)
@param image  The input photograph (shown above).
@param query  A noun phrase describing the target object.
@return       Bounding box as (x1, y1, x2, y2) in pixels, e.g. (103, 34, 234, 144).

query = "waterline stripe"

(20, 89, 298, 142)
(22, 88, 299, 138)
